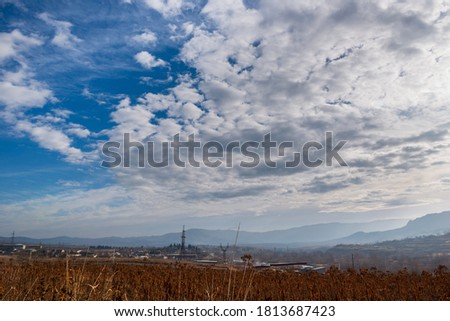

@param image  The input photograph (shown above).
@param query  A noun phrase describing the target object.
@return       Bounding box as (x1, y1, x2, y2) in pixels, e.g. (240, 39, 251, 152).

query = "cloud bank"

(1, 0, 450, 236)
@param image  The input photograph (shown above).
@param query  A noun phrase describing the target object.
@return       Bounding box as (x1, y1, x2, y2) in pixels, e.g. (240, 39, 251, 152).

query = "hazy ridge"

(1, 211, 449, 248)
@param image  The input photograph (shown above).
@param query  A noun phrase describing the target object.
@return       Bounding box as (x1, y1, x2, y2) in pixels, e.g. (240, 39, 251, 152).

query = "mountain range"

(1, 211, 449, 248)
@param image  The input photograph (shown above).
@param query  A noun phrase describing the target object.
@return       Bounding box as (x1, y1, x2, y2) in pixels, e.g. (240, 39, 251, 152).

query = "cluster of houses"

(0, 242, 326, 273)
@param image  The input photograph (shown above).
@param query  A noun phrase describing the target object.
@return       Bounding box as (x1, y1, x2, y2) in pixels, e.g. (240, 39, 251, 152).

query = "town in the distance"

(1, 211, 449, 272)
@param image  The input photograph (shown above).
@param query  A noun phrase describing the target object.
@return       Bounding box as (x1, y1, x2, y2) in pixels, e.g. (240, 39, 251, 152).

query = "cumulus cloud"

(15, 120, 86, 162)
(0, 77, 53, 111)
(132, 31, 157, 44)
(101, 0, 450, 217)
(66, 125, 91, 138)
(2, 1, 450, 235)
(0, 29, 42, 62)
(134, 51, 166, 69)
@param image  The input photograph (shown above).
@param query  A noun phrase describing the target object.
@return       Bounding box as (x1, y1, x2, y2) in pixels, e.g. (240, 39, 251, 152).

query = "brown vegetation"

(0, 258, 448, 300)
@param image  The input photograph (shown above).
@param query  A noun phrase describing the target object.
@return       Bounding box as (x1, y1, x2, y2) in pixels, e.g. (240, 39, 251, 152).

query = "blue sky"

(1, 0, 450, 238)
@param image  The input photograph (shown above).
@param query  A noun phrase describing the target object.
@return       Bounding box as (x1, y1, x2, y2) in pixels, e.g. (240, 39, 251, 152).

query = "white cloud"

(101, 0, 450, 220)
(3, 1, 450, 235)
(106, 97, 157, 141)
(132, 31, 157, 44)
(0, 78, 53, 110)
(182, 22, 194, 36)
(143, 0, 184, 18)
(52, 108, 74, 119)
(66, 125, 90, 138)
(134, 51, 166, 69)
(15, 120, 86, 162)
(0, 29, 90, 164)
(38, 12, 82, 49)
(0, 31, 54, 116)
(0, 185, 134, 237)
(57, 180, 82, 187)
(181, 102, 203, 120)
(0, 29, 42, 62)
(172, 81, 203, 104)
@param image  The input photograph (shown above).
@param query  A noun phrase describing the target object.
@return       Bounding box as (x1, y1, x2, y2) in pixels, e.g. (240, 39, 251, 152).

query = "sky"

(1, 0, 450, 238)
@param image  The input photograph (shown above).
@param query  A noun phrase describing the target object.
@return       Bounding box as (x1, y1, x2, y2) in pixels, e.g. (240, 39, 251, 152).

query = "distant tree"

(241, 254, 253, 267)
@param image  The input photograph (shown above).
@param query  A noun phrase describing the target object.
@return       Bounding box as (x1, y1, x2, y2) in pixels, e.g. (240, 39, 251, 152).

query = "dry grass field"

(0, 257, 448, 300)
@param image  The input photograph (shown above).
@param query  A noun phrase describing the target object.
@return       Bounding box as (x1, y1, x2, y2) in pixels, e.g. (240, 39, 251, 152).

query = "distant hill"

(0, 219, 404, 247)
(329, 232, 450, 257)
(1, 211, 449, 247)
(333, 211, 450, 244)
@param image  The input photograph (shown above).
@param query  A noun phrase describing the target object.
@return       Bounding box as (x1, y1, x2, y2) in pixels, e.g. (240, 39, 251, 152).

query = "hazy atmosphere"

(1, 0, 450, 238)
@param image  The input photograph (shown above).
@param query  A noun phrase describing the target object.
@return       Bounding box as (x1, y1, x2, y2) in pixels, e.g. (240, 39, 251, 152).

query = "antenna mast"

(180, 225, 186, 257)
(231, 222, 240, 263)
(220, 243, 229, 262)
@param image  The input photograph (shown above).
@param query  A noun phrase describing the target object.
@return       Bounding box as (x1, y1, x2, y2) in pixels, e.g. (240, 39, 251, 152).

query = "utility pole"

(10, 231, 15, 245)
